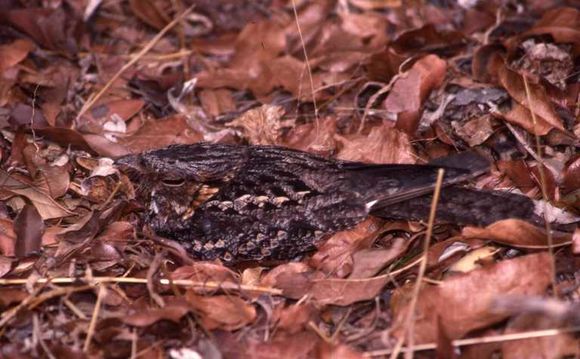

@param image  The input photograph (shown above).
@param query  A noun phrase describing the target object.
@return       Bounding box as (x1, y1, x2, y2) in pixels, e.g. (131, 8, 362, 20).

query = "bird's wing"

(339, 151, 490, 210)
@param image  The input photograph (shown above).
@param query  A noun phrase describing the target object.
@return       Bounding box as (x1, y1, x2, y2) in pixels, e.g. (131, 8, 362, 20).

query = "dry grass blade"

(76, 5, 195, 120)
(291, 0, 320, 134)
(522, 75, 557, 297)
(83, 284, 106, 352)
(364, 326, 580, 356)
(390, 169, 445, 359)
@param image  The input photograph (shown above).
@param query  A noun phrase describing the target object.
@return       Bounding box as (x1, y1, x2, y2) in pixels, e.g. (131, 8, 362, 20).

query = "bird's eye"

(161, 178, 185, 187)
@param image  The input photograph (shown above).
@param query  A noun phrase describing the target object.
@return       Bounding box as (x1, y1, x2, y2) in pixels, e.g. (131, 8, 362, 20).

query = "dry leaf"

(391, 253, 554, 343)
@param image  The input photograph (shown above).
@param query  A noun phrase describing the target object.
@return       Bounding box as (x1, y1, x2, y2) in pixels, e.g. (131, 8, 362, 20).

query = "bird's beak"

(115, 154, 145, 180)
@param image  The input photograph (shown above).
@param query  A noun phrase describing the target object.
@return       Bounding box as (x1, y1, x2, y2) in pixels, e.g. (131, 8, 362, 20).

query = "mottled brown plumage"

(116, 143, 537, 262)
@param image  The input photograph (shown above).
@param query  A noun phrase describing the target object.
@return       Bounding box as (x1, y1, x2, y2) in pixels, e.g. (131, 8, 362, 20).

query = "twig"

(390, 169, 445, 359)
(522, 75, 557, 297)
(0, 276, 283, 295)
(84, 284, 105, 352)
(364, 326, 580, 356)
(76, 5, 195, 120)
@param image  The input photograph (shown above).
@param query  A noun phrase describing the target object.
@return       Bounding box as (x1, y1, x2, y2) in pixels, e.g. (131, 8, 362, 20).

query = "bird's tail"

(371, 187, 540, 226)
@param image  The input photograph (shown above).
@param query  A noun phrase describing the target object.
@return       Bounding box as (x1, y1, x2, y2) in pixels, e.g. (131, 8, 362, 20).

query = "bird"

(115, 143, 539, 263)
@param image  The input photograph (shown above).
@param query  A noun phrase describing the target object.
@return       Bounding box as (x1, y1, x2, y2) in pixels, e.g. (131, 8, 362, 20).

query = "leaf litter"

(0, 1, 579, 358)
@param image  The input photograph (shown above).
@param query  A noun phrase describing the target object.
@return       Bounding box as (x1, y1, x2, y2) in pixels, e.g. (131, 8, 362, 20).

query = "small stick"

(83, 284, 106, 352)
(0, 276, 283, 295)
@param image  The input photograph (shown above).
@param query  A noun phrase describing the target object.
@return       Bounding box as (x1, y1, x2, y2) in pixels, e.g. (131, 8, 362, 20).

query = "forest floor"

(0, 0, 579, 358)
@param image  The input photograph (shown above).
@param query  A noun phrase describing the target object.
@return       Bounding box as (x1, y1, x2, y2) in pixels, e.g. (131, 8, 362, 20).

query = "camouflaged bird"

(116, 143, 538, 263)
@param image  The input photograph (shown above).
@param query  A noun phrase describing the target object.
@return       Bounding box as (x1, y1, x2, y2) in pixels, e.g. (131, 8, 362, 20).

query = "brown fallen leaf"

(462, 219, 572, 248)
(390, 252, 554, 344)
(0, 170, 71, 220)
(391, 24, 466, 56)
(283, 116, 338, 156)
(171, 262, 239, 284)
(336, 124, 415, 164)
(502, 101, 556, 136)
(309, 274, 391, 306)
(521, 7, 580, 51)
(310, 217, 383, 277)
(382, 54, 447, 134)
(34, 164, 70, 199)
(185, 292, 256, 331)
(198, 89, 236, 118)
(0, 39, 35, 72)
(572, 227, 580, 254)
(498, 65, 565, 135)
(119, 298, 191, 327)
(502, 319, 578, 359)
(318, 343, 365, 359)
(118, 115, 203, 153)
(261, 262, 317, 300)
(13, 204, 44, 257)
(227, 105, 287, 145)
(562, 156, 580, 194)
(216, 330, 320, 359)
(129, 0, 170, 30)
(275, 303, 316, 334)
(349, 237, 409, 279)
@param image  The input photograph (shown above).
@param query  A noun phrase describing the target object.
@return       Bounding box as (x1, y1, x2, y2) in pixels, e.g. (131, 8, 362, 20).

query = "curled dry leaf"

(260, 262, 317, 300)
(171, 262, 239, 284)
(349, 236, 409, 279)
(0, 256, 13, 278)
(185, 292, 256, 331)
(310, 217, 383, 277)
(391, 24, 466, 56)
(308, 273, 391, 306)
(283, 116, 338, 156)
(227, 105, 286, 145)
(0, 219, 16, 256)
(382, 54, 447, 134)
(0, 288, 28, 307)
(198, 89, 236, 117)
(3, 8, 74, 53)
(498, 65, 565, 135)
(13, 204, 44, 257)
(390, 252, 554, 344)
(120, 298, 191, 327)
(572, 227, 580, 254)
(77, 99, 144, 132)
(0, 39, 35, 72)
(521, 7, 580, 50)
(129, 0, 170, 30)
(497, 160, 537, 193)
(34, 164, 70, 199)
(447, 246, 498, 274)
(275, 303, 315, 334)
(462, 219, 572, 248)
(562, 156, 580, 194)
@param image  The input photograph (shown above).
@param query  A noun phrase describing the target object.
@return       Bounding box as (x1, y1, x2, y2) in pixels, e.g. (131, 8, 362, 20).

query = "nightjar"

(116, 143, 538, 263)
